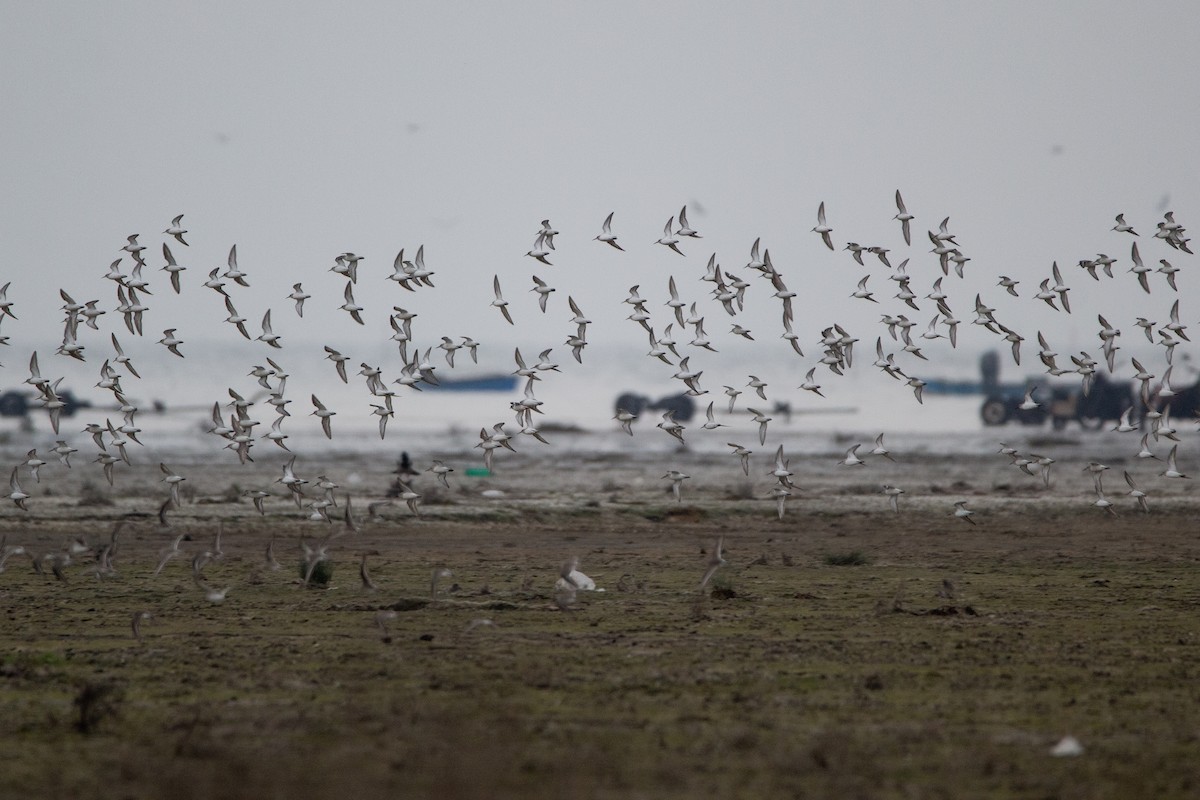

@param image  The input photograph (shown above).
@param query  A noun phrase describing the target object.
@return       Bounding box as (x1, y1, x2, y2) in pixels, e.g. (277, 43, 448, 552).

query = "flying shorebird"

(747, 408, 771, 446)
(8, 468, 30, 510)
(162, 243, 186, 293)
(698, 536, 727, 591)
(663, 470, 690, 502)
(491, 275, 514, 324)
(770, 486, 792, 520)
(953, 500, 976, 524)
(396, 482, 422, 515)
(158, 329, 184, 357)
(882, 485, 905, 513)
(164, 214, 188, 245)
(223, 244, 250, 287)
(23, 450, 46, 483)
(595, 211, 624, 250)
(288, 283, 310, 317)
(893, 190, 913, 245)
(306, 352, 343, 391)
(1124, 471, 1150, 513)
(799, 368, 824, 397)
(701, 401, 726, 430)
(723, 385, 742, 413)
(340, 282, 365, 324)
(839, 444, 866, 467)
(676, 205, 701, 238)
(430, 567, 453, 599)
(1112, 213, 1138, 236)
(871, 433, 896, 462)
(427, 460, 454, 488)
(728, 443, 752, 476)
(257, 310, 282, 348)
(526, 232, 553, 265)
(655, 216, 685, 256)
(769, 444, 795, 488)
(131, 610, 153, 641)
(657, 410, 686, 443)
(851, 275, 877, 303)
(530, 275, 555, 312)
(812, 201, 834, 250)
(311, 395, 335, 439)
(1161, 445, 1189, 479)
(160, 463, 185, 506)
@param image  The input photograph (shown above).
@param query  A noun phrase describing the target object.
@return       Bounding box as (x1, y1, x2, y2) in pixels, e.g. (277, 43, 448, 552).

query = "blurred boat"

(424, 373, 518, 392)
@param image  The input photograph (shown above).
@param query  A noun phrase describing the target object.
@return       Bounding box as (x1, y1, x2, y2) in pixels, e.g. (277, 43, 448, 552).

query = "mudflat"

(1, 450, 1198, 799)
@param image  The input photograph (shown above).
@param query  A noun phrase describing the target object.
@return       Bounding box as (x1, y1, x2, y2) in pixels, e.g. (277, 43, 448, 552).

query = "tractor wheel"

(980, 398, 1008, 426)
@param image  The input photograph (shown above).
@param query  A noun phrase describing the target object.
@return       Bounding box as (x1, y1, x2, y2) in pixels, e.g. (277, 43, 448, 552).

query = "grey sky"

(2, 1, 1198, 421)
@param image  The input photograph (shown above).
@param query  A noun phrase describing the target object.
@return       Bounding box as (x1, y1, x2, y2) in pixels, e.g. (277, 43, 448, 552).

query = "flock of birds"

(0, 197, 1196, 605)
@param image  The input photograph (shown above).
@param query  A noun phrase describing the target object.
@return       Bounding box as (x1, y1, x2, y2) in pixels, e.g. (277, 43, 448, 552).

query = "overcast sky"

(2, 1, 1198, 421)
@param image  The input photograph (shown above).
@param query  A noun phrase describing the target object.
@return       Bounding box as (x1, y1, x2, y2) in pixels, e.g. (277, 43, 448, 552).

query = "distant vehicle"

(0, 389, 92, 419)
(1147, 378, 1200, 420)
(973, 352, 1140, 430)
(614, 391, 696, 423)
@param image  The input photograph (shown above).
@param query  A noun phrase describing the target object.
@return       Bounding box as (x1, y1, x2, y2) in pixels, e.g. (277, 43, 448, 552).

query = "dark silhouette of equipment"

(614, 392, 696, 424)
